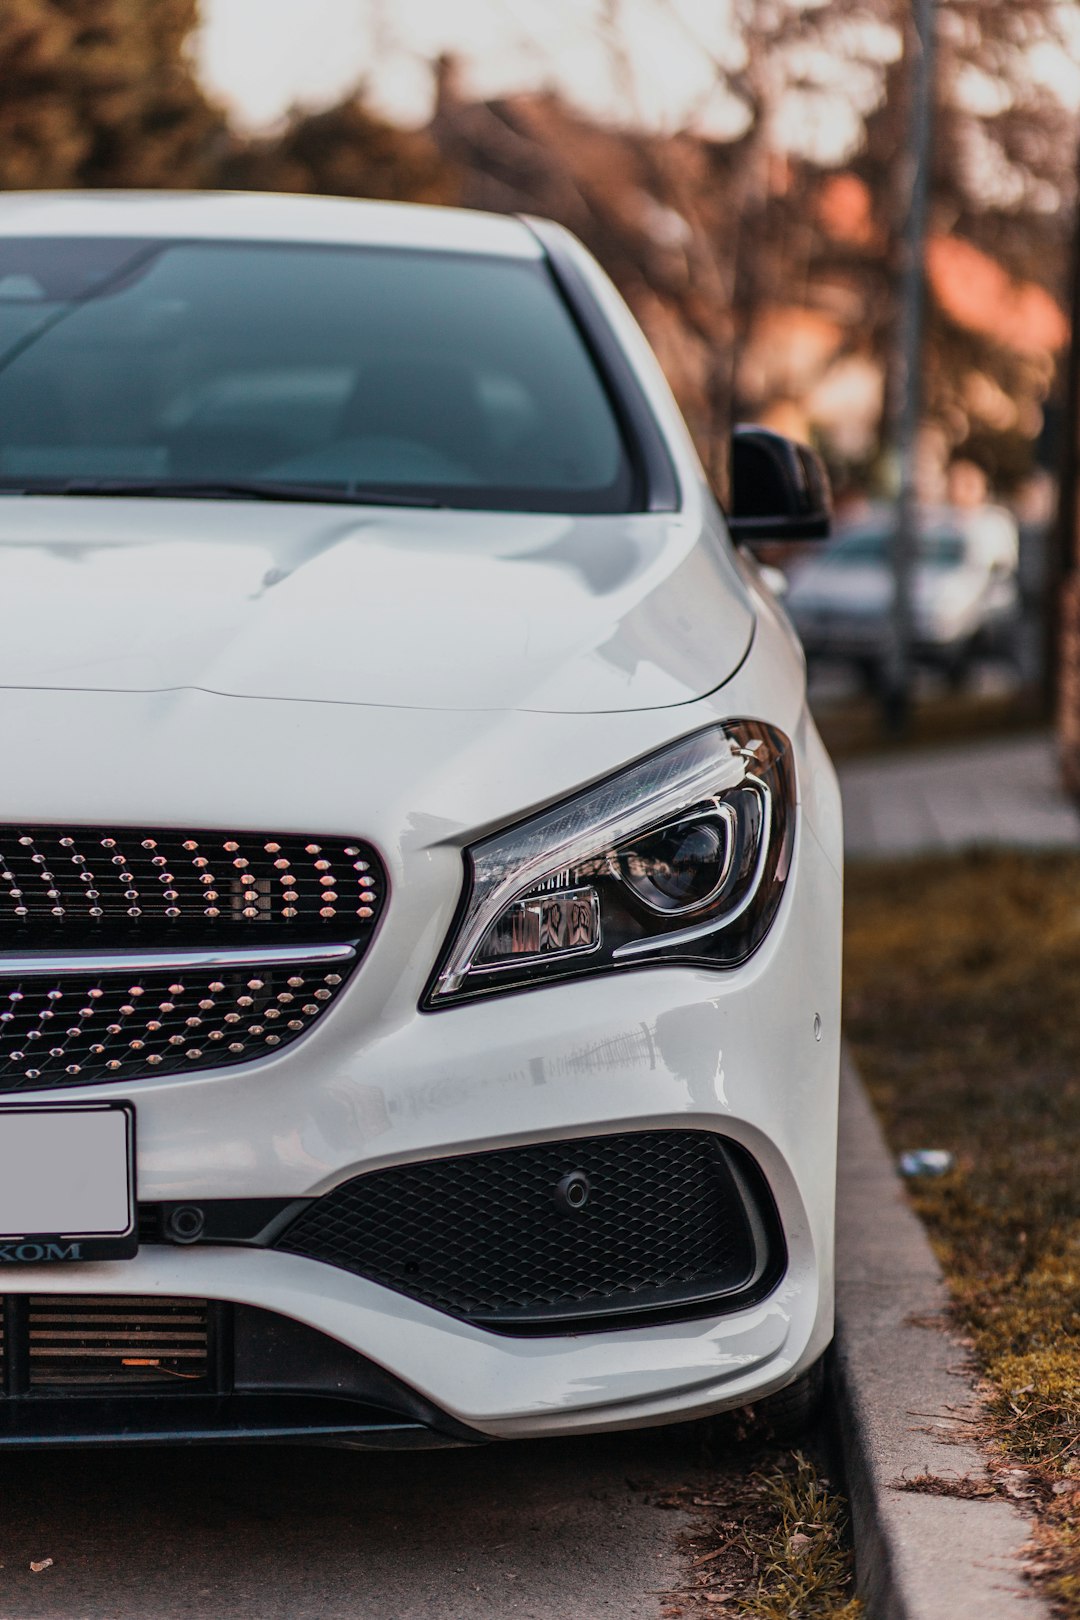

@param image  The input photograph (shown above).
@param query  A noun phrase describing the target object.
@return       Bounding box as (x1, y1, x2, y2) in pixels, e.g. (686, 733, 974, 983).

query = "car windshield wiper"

(0, 477, 444, 508)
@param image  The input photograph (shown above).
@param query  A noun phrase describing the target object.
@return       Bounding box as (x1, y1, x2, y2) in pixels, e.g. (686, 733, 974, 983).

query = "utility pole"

(1046, 137, 1080, 724)
(882, 0, 936, 733)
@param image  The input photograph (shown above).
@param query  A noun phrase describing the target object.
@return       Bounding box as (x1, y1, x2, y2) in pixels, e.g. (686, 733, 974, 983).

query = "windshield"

(0, 236, 636, 513)
(827, 528, 966, 568)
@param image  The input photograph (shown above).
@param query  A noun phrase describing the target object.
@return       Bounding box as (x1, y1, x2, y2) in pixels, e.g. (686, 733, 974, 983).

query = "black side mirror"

(727, 426, 832, 544)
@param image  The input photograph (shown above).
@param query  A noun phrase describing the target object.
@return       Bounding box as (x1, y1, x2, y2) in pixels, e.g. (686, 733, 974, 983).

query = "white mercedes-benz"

(0, 191, 841, 1448)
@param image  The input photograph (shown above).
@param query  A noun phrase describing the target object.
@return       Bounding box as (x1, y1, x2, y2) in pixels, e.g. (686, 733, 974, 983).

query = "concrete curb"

(832, 1052, 1051, 1620)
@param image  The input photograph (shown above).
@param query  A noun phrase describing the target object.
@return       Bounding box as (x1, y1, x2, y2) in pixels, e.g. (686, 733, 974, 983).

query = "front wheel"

(750, 1355, 827, 1440)
(695, 1355, 828, 1448)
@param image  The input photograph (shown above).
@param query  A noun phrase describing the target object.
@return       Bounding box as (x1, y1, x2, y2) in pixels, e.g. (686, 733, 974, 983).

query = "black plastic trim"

(271, 1132, 787, 1337)
(467, 1139, 786, 1336)
(0, 1394, 475, 1450)
(231, 1304, 482, 1442)
(4, 1295, 26, 1396)
(524, 217, 681, 513)
(0, 1298, 486, 1450)
(144, 1198, 304, 1245)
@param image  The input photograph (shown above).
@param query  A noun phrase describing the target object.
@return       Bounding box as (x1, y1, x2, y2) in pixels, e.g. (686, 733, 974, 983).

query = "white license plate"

(0, 1103, 136, 1261)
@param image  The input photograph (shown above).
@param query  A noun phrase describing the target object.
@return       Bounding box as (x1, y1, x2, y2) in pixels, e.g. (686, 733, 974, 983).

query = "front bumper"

(0, 774, 841, 1442)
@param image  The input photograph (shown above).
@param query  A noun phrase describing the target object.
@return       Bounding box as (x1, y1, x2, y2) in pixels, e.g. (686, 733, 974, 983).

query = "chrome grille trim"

(0, 943, 358, 977)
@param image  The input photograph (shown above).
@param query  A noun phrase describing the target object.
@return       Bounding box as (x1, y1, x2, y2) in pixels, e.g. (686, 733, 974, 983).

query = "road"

(0, 1425, 763, 1619)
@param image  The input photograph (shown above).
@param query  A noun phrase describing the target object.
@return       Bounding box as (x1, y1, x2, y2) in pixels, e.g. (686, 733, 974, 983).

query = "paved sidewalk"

(838, 731, 1080, 859)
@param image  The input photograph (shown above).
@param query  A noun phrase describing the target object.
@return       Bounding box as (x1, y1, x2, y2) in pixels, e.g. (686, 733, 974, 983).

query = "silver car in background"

(786, 502, 1021, 690)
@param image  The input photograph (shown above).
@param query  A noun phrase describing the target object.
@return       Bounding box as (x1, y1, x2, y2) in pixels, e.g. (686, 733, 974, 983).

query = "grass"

(733, 1455, 862, 1620)
(845, 849, 1080, 1612)
(813, 683, 1043, 761)
(662, 1441, 860, 1617)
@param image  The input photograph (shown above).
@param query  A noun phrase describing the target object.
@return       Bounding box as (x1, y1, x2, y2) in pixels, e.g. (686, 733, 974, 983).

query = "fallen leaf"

(30, 1559, 53, 1574)
(789, 1532, 813, 1558)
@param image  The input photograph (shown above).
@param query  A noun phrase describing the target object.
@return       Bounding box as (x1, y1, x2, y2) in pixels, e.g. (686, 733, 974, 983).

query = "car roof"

(0, 191, 544, 259)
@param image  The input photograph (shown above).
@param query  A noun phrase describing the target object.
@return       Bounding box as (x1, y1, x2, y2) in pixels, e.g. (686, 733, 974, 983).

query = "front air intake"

(27, 1296, 209, 1389)
(276, 1130, 783, 1333)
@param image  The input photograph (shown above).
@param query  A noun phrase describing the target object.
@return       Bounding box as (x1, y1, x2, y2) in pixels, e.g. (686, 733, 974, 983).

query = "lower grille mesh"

(27, 1296, 209, 1388)
(276, 1130, 771, 1330)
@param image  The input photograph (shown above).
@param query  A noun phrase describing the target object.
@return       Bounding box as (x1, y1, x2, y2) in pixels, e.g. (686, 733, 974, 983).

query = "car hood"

(0, 498, 753, 714)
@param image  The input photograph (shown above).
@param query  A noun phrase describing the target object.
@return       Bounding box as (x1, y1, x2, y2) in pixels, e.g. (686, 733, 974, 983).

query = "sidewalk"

(833, 1054, 1050, 1620)
(837, 731, 1080, 859)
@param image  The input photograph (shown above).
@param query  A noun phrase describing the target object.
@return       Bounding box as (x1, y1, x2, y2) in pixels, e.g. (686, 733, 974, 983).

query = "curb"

(831, 1052, 1051, 1620)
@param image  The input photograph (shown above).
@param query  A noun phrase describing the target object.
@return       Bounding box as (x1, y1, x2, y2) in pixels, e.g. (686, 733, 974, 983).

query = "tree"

(0, 0, 224, 191)
(221, 93, 458, 207)
(850, 0, 1077, 484)
(586, 0, 1078, 485)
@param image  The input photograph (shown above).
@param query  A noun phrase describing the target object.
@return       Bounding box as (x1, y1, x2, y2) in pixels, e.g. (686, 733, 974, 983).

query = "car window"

(0, 237, 637, 513)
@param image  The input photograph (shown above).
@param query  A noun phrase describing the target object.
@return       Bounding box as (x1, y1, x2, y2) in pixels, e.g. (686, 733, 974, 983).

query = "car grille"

(20, 1296, 209, 1389)
(0, 827, 385, 1090)
(275, 1130, 779, 1332)
(0, 828, 382, 942)
(0, 952, 354, 1091)
(0, 1298, 479, 1446)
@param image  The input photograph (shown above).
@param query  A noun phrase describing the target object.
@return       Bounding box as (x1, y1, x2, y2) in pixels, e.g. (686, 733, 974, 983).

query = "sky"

(196, 0, 1080, 164)
(197, 0, 758, 140)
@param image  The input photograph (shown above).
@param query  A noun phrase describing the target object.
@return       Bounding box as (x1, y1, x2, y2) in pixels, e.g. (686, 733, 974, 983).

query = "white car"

(0, 192, 841, 1448)
(787, 502, 1021, 689)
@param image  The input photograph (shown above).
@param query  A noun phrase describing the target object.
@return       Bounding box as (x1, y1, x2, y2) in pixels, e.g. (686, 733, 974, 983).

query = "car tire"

(694, 1355, 828, 1450)
(751, 1355, 827, 1439)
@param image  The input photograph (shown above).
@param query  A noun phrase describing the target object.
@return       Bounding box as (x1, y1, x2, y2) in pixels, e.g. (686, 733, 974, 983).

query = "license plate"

(0, 1102, 136, 1261)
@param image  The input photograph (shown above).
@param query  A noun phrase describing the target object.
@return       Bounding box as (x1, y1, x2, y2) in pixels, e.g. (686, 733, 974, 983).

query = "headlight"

(426, 721, 795, 1006)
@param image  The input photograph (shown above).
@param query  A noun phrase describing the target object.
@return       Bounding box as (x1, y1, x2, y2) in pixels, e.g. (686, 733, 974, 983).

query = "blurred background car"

(786, 501, 1021, 692)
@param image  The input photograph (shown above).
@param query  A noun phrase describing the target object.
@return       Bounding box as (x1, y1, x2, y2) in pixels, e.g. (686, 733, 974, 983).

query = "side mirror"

(727, 426, 832, 544)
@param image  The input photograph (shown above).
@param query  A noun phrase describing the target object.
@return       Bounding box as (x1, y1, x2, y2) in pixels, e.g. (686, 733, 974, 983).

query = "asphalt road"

(0, 1426, 756, 1619)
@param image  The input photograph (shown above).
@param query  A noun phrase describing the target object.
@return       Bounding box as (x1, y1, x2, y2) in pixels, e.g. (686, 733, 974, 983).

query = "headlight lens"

(426, 721, 795, 1006)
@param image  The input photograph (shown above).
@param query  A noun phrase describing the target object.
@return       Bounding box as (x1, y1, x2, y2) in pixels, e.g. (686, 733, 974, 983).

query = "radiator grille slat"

(27, 1297, 209, 1388)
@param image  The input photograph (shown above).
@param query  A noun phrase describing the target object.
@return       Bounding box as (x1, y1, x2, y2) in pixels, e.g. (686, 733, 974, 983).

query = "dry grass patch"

(662, 1448, 860, 1617)
(845, 848, 1080, 1612)
(813, 686, 1040, 761)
